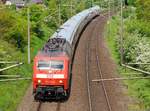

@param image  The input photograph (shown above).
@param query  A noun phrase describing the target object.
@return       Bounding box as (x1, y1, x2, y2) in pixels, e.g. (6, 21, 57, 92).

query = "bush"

(126, 19, 150, 37)
(136, 0, 150, 22)
(0, 8, 27, 50)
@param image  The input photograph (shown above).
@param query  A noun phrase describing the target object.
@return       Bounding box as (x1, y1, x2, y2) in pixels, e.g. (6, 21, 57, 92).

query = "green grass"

(0, 29, 54, 111)
(105, 14, 150, 111)
(0, 81, 30, 111)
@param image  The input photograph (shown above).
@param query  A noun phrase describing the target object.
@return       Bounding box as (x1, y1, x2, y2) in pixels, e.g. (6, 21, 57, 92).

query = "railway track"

(95, 14, 112, 111)
(17, 12, 127, 111)
(85, 14, 112, 111)
(95, 56, 112, 111)
(30, 101, 61, 111)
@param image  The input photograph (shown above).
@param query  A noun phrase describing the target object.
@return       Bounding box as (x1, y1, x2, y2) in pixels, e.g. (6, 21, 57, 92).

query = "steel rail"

(36, 102, 42, 111)
(96, 52, 112, 111)
(85, 40, 93, 111)
(85, 14, 102, 111)
(95, 15, 112, 111)
(85, 13, 112, 111)
(84, 14, 100, 111)
(84, 15, 102, 111)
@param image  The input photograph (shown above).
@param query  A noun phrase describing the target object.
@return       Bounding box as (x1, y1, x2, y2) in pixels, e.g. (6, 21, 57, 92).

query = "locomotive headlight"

(59, 80, 63, 83)
(38, 80, 41, 84)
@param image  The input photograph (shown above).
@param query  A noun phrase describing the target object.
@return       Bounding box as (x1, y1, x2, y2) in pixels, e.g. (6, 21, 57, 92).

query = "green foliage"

(123, 32, 139, 62)
(0, 40, 16, 60)
(29, 4, 47, 22)
(106, 16, 120, 63)
(0, 8, 27, 50)
(122, 7, 150, 72)
(106, 14, 150, 110)
(122, 6, 136, 18)
(122, 31, 150, 72)
(128, 0, 136, 6)
(136, 0, 150, 22)
(75, 1, 86, 13)
(128, 79, 150, 110)
(106, 4, 150, 109)
(126, 19, 150, 37)
(0, 81, 30, 111)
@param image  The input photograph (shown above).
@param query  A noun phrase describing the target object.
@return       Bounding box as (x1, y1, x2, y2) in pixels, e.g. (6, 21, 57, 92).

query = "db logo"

(47, 74, 53, 78)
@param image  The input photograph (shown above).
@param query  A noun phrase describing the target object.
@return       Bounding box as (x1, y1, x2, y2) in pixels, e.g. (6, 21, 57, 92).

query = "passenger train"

(33, 6, 100, 101)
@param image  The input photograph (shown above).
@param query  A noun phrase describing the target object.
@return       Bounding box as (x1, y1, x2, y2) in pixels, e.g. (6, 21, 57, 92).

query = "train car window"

(37, 60, 64, 70)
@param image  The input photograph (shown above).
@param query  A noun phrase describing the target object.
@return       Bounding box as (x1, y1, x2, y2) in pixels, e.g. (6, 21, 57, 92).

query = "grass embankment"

(0, 32, 53, 111)
(105, 11, 150, 111)
(0, 3, 56, 111)
(0, 14, 54, 110)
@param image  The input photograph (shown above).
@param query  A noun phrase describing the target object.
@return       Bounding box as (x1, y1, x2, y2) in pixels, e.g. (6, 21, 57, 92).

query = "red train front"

(33, 38, 72, 101)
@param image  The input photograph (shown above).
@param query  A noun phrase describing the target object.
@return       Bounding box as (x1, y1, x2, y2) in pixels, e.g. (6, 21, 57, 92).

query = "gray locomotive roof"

(51, 6, 100, 45)
(37, 51, 67, 57)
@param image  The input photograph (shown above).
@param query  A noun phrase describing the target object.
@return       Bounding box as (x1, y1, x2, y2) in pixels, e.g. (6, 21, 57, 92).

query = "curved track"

(17, 13, 128, 111)
(85, 14, 112, 111)
(85, 16, 112, 111)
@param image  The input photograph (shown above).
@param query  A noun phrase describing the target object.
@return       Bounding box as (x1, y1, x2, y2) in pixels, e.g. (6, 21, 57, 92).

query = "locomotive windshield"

(38, 60, 64, 70)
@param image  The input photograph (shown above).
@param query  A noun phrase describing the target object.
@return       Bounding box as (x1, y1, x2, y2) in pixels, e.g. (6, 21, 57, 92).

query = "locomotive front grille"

(34, 86, 66, 101)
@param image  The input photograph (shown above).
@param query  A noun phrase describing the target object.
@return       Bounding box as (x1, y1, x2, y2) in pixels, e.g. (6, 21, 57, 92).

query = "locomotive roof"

(42, 38, 67, 51)
(37, 51, 67, 58)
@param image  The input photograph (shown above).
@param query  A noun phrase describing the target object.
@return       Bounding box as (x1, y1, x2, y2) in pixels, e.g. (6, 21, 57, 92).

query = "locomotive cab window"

(37, 60, 64, 70)
(38, 61, 50, 70)
(50, 60, 64, 70)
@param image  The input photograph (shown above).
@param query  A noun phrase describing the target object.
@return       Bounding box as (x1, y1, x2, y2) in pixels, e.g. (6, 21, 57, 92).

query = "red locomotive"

(33, 38, 72, 100)
(32, 6, 100, 101)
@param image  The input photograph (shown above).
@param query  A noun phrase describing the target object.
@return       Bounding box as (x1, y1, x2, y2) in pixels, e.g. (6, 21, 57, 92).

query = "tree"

(136, 0, 150, 22)
(0, 8, 27, 50)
